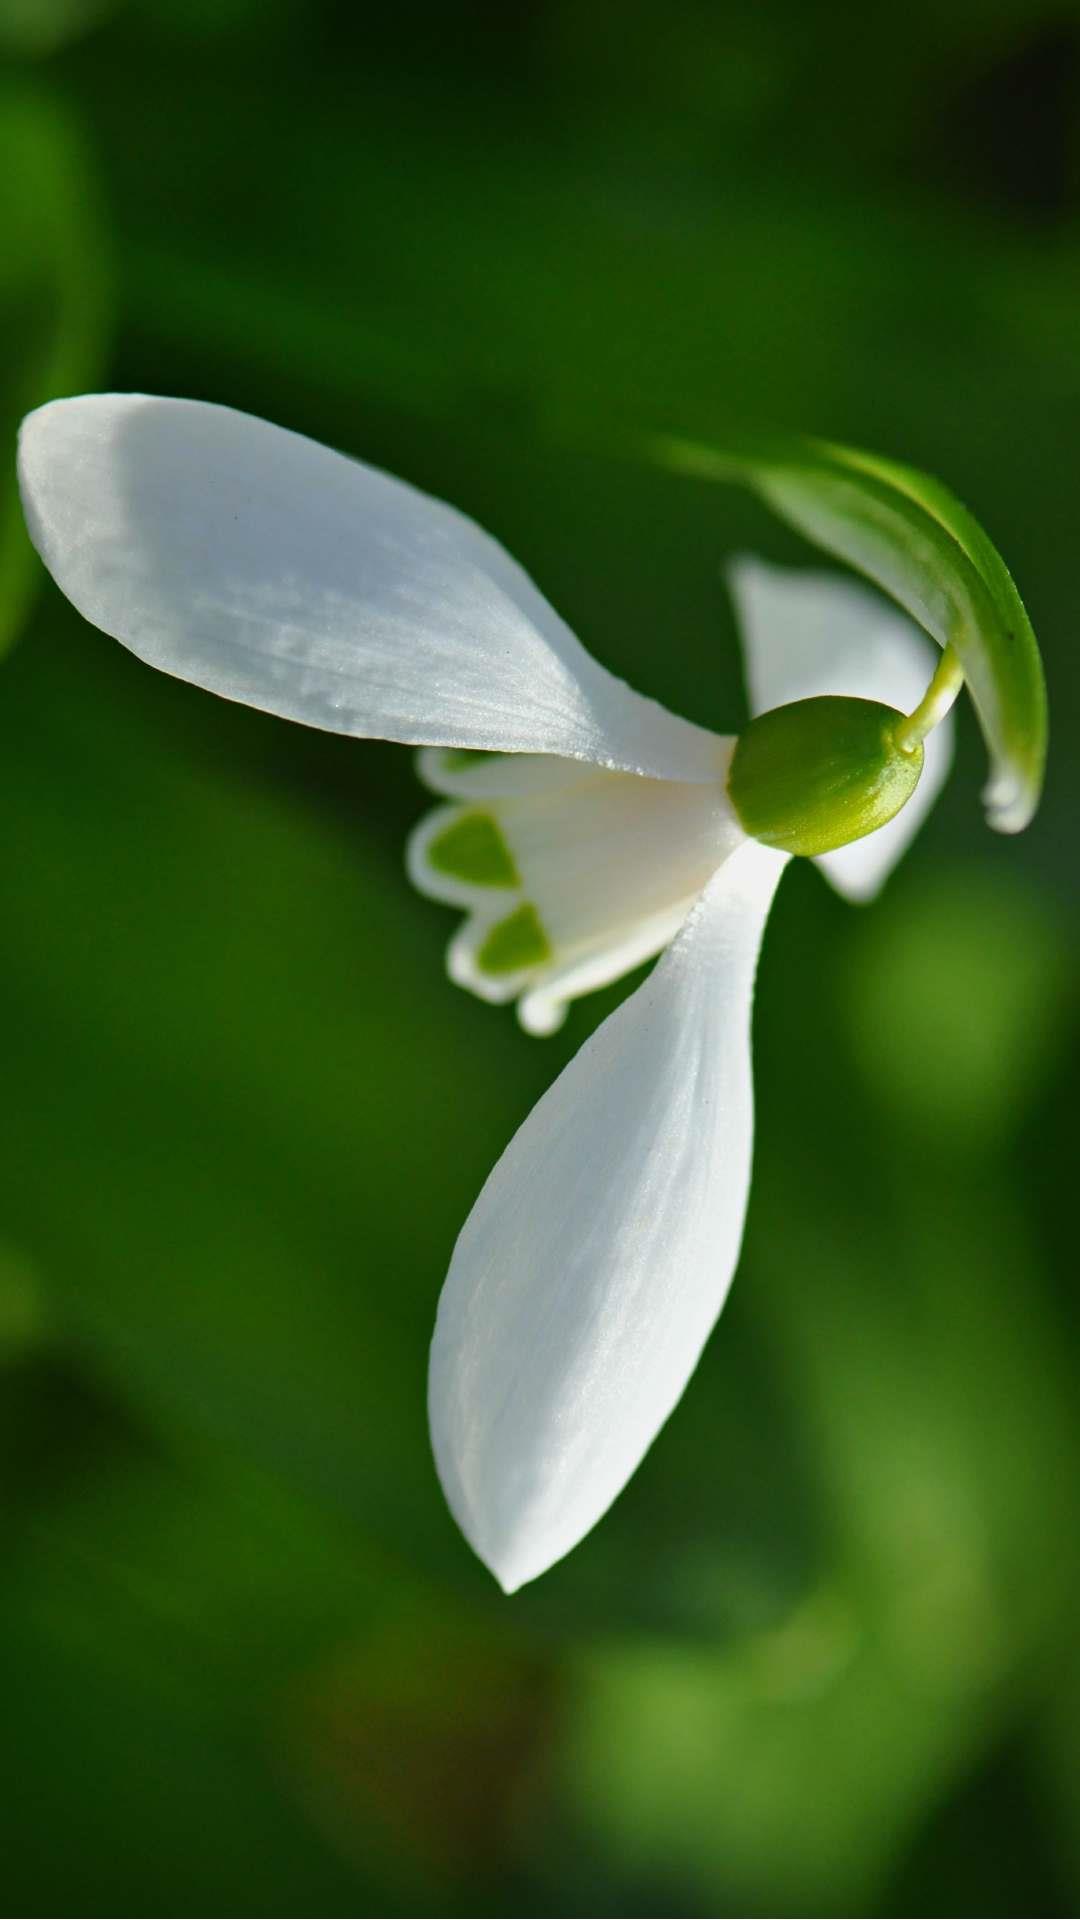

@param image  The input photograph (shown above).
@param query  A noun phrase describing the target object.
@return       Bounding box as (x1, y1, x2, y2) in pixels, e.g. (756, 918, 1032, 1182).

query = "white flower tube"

(408, 745, 740, 1034)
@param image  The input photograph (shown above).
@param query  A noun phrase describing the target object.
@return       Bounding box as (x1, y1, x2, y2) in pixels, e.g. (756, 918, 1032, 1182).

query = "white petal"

(428, 839, 790, 1591)
(729, 557, 954, 899)
(18, 394, 722, 781)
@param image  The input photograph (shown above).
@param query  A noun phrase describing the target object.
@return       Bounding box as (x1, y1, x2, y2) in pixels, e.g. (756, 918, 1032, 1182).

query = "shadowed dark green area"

(0, 3, 1078, 1916)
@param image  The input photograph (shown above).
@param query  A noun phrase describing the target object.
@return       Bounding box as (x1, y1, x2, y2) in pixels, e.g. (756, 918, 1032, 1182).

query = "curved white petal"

(428, 840, 790, 1591)
(18, 394, 722, 781)
(729, 557, 954, 899)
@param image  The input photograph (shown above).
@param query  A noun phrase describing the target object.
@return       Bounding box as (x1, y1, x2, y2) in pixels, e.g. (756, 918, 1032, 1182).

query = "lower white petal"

(428, 840, 790, 1592)
(729, 557, 954, 899)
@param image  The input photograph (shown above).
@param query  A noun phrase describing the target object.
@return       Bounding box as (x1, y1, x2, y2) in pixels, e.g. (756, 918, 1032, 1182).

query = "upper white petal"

(428, 839, 790, 1591)
(729, 557, 954, 899)
(18, 394, 721, 781)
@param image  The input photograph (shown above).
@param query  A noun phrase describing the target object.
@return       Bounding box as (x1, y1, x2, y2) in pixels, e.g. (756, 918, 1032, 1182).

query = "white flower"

(17, 394, 954, 1591)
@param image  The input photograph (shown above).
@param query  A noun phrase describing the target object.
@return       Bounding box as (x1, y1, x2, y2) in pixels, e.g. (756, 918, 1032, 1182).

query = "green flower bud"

(728, 696, 923, 857)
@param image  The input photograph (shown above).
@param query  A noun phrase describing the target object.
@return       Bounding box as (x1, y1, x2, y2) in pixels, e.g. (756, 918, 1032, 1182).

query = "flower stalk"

(894, 642, 965, 755)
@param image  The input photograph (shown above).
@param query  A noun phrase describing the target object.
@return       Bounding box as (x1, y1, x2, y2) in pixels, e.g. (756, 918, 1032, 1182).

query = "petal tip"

(982, 769, 1037, 835)
(517, 990, 568, 1037)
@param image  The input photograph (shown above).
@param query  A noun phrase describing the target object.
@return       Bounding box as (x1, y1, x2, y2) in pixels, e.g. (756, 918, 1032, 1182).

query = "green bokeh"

(1, 3, 1077, 1914)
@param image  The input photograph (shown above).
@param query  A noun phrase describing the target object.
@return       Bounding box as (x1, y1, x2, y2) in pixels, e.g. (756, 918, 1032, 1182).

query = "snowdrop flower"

(17, 395, 1044, 1592)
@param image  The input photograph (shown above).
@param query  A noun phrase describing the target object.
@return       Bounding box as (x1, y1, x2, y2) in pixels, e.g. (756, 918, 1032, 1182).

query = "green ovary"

(428, 809, 520, 887)
(728, 696, 923, 855)
(476, 904, 552, 975)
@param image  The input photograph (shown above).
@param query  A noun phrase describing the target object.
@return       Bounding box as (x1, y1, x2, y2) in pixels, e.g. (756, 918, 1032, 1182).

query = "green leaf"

(0, 87, 108, 660)
(651, 430, 1047, 834)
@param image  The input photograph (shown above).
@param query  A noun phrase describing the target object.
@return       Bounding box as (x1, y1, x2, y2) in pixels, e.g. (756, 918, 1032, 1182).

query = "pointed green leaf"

(652, 430, 1047, 834)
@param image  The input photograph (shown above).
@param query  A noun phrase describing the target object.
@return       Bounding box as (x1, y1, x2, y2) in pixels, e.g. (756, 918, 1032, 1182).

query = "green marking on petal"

(476, 903, 552, 975)
(428, 810, 520, 887)
(439, 748, 501, 773)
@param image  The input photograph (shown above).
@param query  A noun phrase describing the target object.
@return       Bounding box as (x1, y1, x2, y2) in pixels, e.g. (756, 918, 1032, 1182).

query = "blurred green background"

(1, 2, 1077, 1914)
